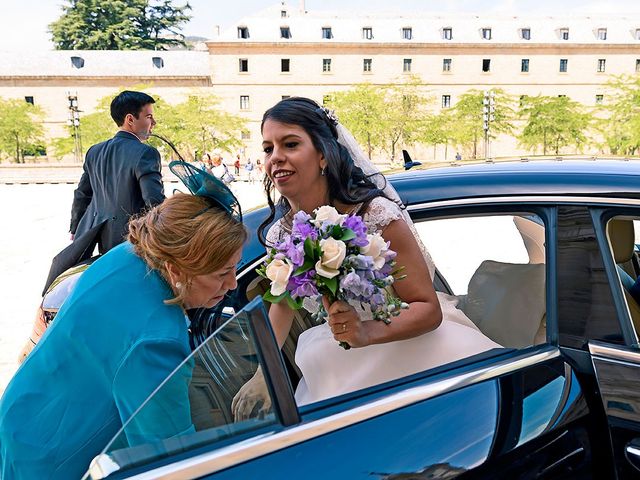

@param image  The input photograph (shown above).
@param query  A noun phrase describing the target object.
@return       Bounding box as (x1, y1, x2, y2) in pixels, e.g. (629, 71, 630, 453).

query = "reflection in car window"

(557, 206, 623, 347)
(415, 214, 547, 349)
(89, 308, 276, 478)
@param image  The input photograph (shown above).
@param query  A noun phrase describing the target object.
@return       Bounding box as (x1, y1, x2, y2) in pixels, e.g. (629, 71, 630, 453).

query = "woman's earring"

(175, 282, 183, 289)
(320, 166, 326, 176)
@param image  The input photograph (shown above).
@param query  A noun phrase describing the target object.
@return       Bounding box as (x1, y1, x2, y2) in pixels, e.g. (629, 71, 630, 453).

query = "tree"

(448, 89, 515, 159)
(325, 84, 388, 160)
(49, 0, 192, 50)
(518, 95, 593, 155)
(0, 98, 45, 163)
(418, 111, 456, 162)
(155, 92, 247, 160)
(380, 77, 431, 163)
(597, 75, 640, 155)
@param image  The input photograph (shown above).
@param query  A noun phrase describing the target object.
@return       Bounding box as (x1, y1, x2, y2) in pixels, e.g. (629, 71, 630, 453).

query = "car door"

(586, 205, 640, 478)
(88, 201, 602, 479)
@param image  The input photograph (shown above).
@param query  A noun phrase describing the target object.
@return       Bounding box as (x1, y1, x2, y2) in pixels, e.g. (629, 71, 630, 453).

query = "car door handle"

(625, 438, 640, 471)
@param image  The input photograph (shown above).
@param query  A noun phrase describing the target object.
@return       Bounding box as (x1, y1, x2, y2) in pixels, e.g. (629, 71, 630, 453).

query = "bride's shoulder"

(362, 196, 404, 232)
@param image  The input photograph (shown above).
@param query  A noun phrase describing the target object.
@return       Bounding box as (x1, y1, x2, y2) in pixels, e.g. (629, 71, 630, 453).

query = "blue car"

(39, 159, 640, 479)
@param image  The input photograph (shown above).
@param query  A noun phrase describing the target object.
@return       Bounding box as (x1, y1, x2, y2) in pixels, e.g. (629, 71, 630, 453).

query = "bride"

(233, 97, 499, 414)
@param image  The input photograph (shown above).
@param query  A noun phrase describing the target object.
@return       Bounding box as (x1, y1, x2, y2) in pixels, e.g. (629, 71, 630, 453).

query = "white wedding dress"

(267, 196, 501, 406)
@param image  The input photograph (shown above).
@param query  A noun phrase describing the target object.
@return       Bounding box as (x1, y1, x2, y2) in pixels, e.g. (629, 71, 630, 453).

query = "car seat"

(606, 219, 640, 332)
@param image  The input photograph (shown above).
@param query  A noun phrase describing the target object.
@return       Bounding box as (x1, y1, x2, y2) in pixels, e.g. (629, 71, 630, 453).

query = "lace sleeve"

(363, 196, 404, 233)
(265, 220, 285, 250)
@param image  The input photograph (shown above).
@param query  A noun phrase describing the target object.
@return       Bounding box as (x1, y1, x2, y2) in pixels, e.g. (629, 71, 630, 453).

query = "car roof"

(239, 159, 640, 269)
(392, 159, 640, 205)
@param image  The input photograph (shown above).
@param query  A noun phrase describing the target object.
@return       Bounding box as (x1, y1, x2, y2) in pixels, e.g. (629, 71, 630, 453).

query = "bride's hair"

(258, 96, 388, 245)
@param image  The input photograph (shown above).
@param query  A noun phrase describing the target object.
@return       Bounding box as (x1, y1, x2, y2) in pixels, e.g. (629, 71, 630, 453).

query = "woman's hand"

(231, 367, 272, 421)
(323, 296, 370, 348)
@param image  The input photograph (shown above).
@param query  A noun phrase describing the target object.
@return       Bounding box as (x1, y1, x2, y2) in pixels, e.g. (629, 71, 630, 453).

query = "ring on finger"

(342, 323, 347, 332)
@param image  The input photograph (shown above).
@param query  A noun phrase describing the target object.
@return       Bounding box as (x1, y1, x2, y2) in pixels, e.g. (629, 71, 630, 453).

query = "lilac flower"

(340, 271, 374, 297)
(288, 270, 319, 298)
(344, 215, 369, 247)
(348, 254, 375, 271)
(292, 211, 318, 241)
(277, 236, 305, 267)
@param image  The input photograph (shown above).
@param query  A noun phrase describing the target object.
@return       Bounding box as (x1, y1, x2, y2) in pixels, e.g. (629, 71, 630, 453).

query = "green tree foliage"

(325, 84, 388, 160)
(155, 92, 246, 161)
(449, 89, 515, 159)
(0, 98, 45, 163)
(49, 0, 192, 50)
(418, 111, 456, 161)
(380, 77, 431, 162)
(518, 95, 593, 155)
(597, 75, 640, 155)
(53, 89, 245, 162)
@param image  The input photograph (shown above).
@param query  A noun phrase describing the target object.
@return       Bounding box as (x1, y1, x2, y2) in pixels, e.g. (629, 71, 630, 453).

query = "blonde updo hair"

(128, 193, 247, 305)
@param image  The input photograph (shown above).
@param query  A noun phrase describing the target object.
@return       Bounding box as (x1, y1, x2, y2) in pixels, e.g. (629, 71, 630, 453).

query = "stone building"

(1, 2, 639, 161)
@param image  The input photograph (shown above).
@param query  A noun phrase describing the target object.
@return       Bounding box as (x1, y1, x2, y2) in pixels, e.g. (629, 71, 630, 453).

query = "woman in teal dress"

(0, 165, 246, 480)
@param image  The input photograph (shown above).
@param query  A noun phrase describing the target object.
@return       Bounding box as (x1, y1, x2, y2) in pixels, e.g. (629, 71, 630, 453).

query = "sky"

(1, 0, 639, 52)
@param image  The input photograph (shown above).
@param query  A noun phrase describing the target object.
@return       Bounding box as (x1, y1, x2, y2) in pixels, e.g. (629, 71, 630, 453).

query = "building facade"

(1, 2, 640, 161)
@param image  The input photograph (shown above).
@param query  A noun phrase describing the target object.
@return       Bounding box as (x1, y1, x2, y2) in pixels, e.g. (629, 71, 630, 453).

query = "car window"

(414, 213, 547, 349)
(604, 215, 640, 342)
(87, 304, 278, 479)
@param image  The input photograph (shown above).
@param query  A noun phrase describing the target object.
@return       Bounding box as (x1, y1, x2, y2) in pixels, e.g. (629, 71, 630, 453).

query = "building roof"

(0, 50, 210, 77)
(215, 3, 640, 45)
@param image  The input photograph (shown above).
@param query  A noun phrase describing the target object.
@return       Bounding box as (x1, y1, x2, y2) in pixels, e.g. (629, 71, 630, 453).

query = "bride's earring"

(320, 166, 326, 176)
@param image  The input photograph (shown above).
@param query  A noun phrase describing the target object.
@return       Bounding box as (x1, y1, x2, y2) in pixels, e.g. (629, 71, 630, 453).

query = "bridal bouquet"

(258, 205, 407, 349)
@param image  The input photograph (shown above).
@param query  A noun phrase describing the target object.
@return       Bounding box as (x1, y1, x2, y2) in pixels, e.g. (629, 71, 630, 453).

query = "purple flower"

(344, 215, 368, 247)
(349, 254, 375, 270)
(340, 271, 374, 297)
(277, 236, 305, 267)
(288, 270, 319, 298)
(292, 211, 318, 241)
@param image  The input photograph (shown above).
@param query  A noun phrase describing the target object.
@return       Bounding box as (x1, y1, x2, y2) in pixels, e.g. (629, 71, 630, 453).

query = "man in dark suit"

(69, 90, 165, 254)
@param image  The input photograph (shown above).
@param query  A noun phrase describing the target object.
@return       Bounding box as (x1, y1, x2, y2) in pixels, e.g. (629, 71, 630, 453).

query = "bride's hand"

(231, 367, 272, 421)
(323, 297, 370, 348)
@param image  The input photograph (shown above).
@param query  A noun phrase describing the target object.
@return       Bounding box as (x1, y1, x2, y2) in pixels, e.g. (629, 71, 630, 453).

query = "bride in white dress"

(232, 97, 500, 415)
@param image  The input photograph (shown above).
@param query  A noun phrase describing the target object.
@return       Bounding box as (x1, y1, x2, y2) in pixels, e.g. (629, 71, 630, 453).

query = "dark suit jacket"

(69, 131, 165, 254)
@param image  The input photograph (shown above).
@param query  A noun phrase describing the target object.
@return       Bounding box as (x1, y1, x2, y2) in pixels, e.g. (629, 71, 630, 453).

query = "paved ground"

(0, 180, 268, 394)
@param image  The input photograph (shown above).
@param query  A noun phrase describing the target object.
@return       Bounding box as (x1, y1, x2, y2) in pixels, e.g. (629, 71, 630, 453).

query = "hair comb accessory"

(316, 106, 339, 126)
(169, 160, 242, 222)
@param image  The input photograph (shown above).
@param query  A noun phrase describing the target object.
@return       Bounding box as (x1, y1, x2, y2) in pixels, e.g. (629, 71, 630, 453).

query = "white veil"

(335, 124, 437, 278)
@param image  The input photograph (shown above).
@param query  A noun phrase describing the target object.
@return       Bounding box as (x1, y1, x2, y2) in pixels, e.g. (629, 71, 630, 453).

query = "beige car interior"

(606, 218, 640, 332)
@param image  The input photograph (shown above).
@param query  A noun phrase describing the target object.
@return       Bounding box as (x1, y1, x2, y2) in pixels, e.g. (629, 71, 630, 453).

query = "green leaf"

(293, 258, 315, 276)
(324, 277, 338, 296)
(263, 290, 288, 304)
(331, 225, 343, 238)
(340, 228, 356, 241)
(304, 237, 317, 260)
(285, 295, 304, 310)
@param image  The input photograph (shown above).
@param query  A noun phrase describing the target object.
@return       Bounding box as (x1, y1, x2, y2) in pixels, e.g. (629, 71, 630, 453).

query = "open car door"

(86, 297, 298, 479)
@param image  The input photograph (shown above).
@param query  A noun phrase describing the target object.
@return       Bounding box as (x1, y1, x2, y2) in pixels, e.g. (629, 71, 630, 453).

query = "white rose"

(315, 237, 347, 278)
(360, 233, 388, 270)
(266, 259, 293, 296)
(313, 205, 346, 227)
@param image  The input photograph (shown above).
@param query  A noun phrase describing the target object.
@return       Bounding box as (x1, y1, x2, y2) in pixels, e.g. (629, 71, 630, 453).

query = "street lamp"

(67, 92, 83, 163)
(483, 90, 495, 161)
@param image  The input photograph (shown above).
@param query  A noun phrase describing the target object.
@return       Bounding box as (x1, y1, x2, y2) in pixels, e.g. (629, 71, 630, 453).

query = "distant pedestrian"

(234, 155, 241, 175)
(69, 90, 165, 255)
(455, 152, 462, 161)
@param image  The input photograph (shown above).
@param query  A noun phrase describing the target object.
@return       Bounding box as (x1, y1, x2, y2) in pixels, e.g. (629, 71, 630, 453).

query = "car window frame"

(406, 201, 558, 347)
(590, 207, 640, 348)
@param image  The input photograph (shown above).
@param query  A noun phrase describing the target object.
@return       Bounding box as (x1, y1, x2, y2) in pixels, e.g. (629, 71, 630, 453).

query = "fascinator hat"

(169, 160, 242, 222)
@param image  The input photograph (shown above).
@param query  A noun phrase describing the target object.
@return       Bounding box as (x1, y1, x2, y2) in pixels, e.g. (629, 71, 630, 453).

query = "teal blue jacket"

(0, 242, 193, 479)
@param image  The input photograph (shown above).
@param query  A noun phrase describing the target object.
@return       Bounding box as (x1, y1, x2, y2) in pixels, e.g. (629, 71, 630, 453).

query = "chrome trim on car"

(102, 347, 560, 480)
(407, 195, 640, 211)
(589, 341, 640, 365)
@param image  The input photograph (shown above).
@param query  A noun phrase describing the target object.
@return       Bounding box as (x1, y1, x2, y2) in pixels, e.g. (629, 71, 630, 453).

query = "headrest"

(607, 219, 635, 263)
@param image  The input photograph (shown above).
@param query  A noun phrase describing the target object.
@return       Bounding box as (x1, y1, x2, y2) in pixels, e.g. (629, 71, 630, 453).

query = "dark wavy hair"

(258, 96, 389, 245)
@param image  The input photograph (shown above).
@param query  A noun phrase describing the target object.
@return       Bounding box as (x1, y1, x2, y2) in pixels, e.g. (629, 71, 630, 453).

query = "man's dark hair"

(110, 91, 156, 126)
